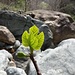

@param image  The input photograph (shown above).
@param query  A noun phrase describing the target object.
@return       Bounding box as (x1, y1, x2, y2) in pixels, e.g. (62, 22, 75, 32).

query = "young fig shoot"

(22, 25, 44, 51)
(18, 25, 44, 75)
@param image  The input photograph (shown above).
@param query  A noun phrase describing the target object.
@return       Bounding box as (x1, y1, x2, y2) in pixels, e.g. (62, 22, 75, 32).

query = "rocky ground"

(0, 10, 75, 75)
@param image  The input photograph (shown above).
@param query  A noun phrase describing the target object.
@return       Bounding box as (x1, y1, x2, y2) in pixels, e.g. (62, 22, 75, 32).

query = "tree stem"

(30, 54, 42, 75)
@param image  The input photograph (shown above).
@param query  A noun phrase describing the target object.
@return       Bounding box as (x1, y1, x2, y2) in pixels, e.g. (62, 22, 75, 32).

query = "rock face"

(0, 10, 53, 50)
(28, 38, 75, 75)
(0, 26, 16, 45)
(26, 10, 75, 45)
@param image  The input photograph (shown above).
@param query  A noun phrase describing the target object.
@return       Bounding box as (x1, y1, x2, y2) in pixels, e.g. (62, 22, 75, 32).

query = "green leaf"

(29, 25, 39, 36)
(22, 31, 29, 46)
(29, 33, 38, 50)
(17, 52, 29, 58)
(35, 32, 44, 50)
(21, 25, 44, 52)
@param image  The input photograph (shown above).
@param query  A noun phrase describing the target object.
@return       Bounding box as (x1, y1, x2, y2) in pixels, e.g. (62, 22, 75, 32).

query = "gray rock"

(0, 10, 53, 50)
(6, 67, 27, 75)
(16, 45, 30, 56)
(0, 52, 9, 70)
(0, 70, 7, 75)
(28, 38, 75, 75)
(0, 26, 16, 44)
(0, 50, 12, 59)
(13, 45, 30, 71)
(13, 40, 21, 50)
(0, 50, 12, 70)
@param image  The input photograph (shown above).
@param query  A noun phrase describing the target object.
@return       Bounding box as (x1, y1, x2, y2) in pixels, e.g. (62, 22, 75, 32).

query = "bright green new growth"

(17, 52, 29, 58)
(17, 25, 44, 57)
(22, 25, 44, 50)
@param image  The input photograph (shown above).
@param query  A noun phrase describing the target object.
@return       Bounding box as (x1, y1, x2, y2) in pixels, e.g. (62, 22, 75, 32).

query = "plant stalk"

(30, 54, 42, 75)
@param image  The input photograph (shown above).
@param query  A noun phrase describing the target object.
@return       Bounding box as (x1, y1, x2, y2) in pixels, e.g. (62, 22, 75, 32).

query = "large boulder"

(0, 10, 53, 50)
(26, 10, 75, 45)
(0, 26, 16, 45)
(28, 38, 75, 75)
